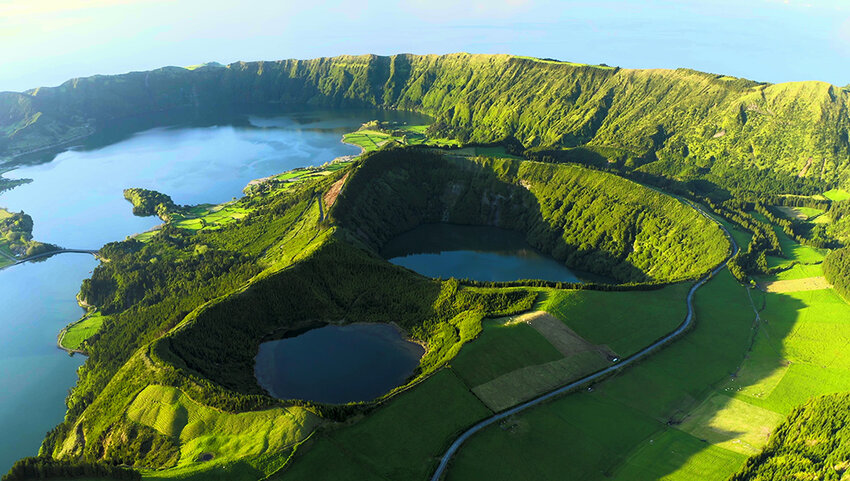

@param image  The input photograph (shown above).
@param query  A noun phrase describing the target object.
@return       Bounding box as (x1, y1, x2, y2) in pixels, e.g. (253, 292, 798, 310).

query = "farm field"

(537, 283, 690, 356)
(342, 124, 460, 153)
(59, 312, 106, 351)
(280, 279, 699, 479)
(280, 275, 706, 479)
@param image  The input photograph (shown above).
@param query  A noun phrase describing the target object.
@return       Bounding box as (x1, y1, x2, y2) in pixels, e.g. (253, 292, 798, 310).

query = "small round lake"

(254, 323, 424, 404)
(382, 224, 582, 283)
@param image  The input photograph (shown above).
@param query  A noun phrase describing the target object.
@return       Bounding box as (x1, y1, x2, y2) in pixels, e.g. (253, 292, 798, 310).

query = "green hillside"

(2, 54, 849, 193)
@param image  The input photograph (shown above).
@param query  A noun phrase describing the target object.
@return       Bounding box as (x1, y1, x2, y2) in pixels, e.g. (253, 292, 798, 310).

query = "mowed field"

(445, 225, 850, 480)
(60, 312, 107, 351)
(342, 125, 460, 153)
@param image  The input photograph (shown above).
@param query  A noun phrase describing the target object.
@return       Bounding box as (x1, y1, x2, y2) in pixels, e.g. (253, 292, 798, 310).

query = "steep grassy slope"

(2, 54, 849, 191)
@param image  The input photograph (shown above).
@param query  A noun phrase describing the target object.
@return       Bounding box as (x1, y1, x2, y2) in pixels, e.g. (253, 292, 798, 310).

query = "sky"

(2, 0, 850, 92)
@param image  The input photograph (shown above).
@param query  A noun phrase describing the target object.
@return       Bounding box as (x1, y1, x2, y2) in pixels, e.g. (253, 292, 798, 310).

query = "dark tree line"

(3, 457, 139, 480)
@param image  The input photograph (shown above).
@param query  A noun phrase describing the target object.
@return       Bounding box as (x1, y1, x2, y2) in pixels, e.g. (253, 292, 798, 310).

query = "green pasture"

(538, 283, 690, 356)
(60, 312, 106, 351)
(283, 369, 492, 480)
(769, 263, 823, 280)
(824, 188, 850, 201)
(610, 429, 747, 481)
(342, 125, 457, 153)
(760, 218, 827, 269)
(450, 318, 563, 387)
(716, 217, 753, 251)
(342, 130, 391, 152)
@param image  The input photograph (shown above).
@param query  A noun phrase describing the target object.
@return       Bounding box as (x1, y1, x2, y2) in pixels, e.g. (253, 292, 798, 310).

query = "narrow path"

(0, 248, 99, 271)
(429, 202, 739, 481)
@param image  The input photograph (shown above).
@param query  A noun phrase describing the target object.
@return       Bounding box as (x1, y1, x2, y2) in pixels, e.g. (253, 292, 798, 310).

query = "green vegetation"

(0, 174, 31, 194)
(282, 369, 491, 481)
(123, 188, 180, 221)
(539, 282, 690, 356)
(127, 385, 320, 473)
(446, 269, 756, 481)
(0, 208, 57, 258)
(342, 121, 459, 152)
(450, 319, 562, 387)
(731, 393, 850, 481)
(824, 188, 850, 201)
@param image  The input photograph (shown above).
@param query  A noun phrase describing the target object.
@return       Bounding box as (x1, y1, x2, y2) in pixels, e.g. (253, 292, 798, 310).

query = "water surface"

(383, 224, 581, 283)
(255, 323, 424, 404)
(0, 255, 94, 471)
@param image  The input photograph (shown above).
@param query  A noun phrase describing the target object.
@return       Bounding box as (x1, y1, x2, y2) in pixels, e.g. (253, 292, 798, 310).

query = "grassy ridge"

(3, 54, 850, 191)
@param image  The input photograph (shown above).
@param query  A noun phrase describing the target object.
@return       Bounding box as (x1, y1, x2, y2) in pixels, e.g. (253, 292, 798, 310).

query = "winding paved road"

(0, 248, 99, 271)
(429, 201, 739, 481)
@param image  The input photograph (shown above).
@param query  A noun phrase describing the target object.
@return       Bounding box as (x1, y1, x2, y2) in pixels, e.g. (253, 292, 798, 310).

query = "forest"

(0, 210, 56, 257)
(122, 188, 180, 221)
(824, 247, 850, 302)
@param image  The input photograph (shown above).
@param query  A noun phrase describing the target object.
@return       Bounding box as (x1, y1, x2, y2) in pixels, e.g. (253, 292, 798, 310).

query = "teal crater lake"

(254, 324, 424, 404)
(382, 224, 582, 283)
